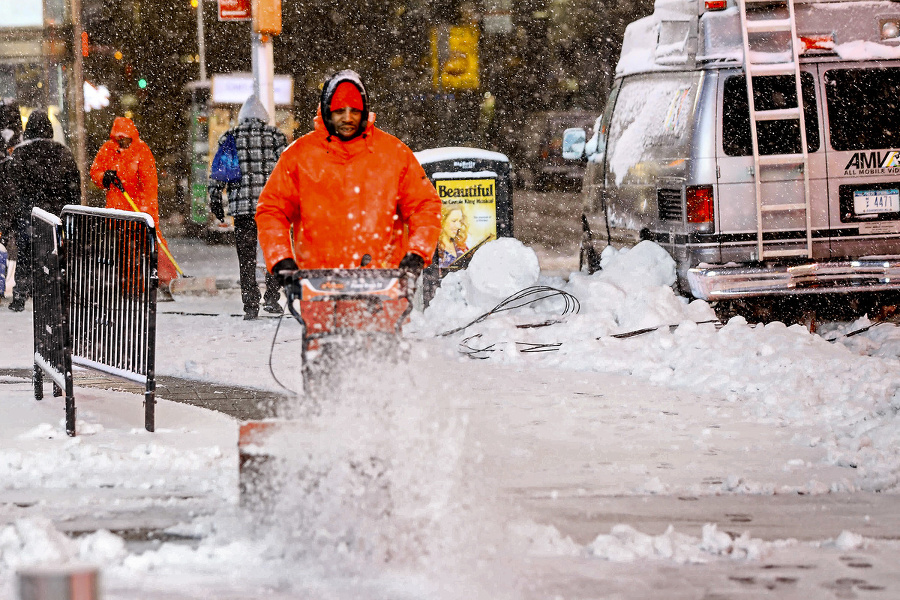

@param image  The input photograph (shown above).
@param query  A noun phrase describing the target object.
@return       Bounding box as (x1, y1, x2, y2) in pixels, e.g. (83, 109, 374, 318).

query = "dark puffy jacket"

(0, 156, 13, 243)
(9, 110, 81, 219)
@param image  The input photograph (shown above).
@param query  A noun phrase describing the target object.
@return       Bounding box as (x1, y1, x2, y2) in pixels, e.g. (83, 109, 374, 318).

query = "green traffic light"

(138, 78, 147, 89)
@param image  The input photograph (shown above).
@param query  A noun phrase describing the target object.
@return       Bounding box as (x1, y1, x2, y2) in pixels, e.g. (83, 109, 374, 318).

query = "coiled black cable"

(439, 285, 580, 337)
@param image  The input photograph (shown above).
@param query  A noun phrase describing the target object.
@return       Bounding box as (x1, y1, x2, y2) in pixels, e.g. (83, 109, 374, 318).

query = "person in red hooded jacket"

(256, 70, 441, 286)
(90, 117, 178, 290)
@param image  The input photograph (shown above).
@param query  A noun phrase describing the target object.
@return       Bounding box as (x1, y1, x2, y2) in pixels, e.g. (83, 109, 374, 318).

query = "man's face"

(330, 107, 362, 139)
(115, 136, 132, 149)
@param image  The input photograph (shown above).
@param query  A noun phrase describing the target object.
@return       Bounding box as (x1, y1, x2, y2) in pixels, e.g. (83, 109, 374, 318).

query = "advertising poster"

(434, 178, 497, 268)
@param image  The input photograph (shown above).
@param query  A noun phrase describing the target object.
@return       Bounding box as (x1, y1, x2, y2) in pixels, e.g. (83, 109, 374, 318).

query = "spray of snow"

(6, 237, 900, 596)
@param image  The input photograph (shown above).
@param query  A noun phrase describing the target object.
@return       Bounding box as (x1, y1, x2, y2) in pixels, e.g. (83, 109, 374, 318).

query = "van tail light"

(686, 185, 714, 224)
(705, 1, 727, 10)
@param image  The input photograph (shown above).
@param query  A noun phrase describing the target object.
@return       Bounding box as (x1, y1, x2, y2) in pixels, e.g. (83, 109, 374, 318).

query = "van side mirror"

(562, 127, 586, 160)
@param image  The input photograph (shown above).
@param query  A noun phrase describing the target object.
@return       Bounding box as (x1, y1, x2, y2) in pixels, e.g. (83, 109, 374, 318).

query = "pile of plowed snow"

(411, 238, 900, 492)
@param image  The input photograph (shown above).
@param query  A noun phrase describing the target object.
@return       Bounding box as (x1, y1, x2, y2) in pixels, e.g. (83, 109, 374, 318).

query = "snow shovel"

(111, 175, 186, 278)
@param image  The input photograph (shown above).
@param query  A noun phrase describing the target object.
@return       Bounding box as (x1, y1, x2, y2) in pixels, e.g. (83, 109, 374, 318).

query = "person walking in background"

(0, 100, 22, 304)
(90, 116, 179, 294)
(208, 95, 286, 320)
(6, 110, 80, 312)
(256, 70, 441, 286)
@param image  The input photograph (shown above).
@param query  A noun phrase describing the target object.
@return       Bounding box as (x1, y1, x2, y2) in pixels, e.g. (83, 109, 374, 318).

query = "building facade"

(0, 0, 77, 143)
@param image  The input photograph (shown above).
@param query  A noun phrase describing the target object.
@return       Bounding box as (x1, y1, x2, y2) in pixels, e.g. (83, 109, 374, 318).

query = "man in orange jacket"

(90, 117, 178, 290)
(256, 70, 441, 285)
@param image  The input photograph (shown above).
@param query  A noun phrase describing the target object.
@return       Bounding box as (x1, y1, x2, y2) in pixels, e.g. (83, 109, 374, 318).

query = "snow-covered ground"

(2, 238, 900, 598)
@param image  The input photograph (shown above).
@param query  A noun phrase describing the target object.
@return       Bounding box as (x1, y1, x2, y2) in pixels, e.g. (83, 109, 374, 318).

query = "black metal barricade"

(29, 206, 159, 435)
(30, 208, 76, 435)
(62, 206, 158, 433)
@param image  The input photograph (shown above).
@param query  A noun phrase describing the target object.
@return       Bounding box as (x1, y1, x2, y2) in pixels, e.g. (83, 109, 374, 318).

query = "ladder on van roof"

(738, 0, 813, 261)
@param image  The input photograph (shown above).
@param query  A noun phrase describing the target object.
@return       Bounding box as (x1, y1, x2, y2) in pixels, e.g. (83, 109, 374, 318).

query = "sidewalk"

(165, 237, 243, 296)
(0, 367, 282, 421)
(1, 237, 290, 421)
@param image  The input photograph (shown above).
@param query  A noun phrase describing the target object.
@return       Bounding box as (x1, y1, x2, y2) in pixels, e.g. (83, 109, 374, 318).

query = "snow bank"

(412, 239, 900, 492)
(0, 515, 878, 600)
(586, 523, 776, 564)
(0, 387, 236, 494)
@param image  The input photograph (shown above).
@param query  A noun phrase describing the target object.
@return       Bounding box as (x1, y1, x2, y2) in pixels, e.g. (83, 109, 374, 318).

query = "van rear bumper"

(687, 258, 900, 300)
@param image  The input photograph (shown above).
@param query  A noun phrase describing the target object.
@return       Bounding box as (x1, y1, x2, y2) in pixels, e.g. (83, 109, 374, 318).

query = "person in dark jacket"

(7, 110, 81, 311)
(0, 100, 22, 303)
(208, 95, 287, 320)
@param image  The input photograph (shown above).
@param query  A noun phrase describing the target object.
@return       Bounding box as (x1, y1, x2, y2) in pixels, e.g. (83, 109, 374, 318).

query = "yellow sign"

(435, 178, 496, 268)
(251, 0, 281, 35)
(431, 25, 480, 91)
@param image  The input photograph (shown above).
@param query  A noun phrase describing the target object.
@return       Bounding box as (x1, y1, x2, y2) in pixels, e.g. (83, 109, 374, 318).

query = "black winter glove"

(209, 197, 225, 222)
(272, 257, 299, 288)
(398, 253, 425, 278)
(102, 170, 118, 189)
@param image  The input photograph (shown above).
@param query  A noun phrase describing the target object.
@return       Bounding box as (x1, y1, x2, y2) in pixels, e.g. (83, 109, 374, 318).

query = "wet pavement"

(0, 367, 283, 422)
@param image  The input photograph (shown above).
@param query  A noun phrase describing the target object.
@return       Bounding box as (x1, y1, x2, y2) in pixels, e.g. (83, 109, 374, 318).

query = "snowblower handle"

(283, 269, 414, 334)
(283, 271, 304, 325)
(402, 269, 418, 304)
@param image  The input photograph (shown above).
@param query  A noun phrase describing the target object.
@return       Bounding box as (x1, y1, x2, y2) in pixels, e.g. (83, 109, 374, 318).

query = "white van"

(564, 0, 900, 317)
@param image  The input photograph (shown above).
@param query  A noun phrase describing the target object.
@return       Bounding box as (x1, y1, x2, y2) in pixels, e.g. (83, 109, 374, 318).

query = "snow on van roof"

(616, 0, 900, 77)
(414, 147, 509, 165)
(834, 40, 900, 60)
(616, 0, 700, 77)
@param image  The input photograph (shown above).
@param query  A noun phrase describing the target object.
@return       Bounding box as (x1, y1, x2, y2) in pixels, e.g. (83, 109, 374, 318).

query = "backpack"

(210, 131, 241, 183)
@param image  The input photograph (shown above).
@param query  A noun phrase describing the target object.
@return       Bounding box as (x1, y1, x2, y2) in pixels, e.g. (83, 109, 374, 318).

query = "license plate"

(854, 189, 900, 215)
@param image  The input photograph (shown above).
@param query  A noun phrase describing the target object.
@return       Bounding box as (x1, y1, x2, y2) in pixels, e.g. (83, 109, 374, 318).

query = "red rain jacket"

(256, 112, 441, 271)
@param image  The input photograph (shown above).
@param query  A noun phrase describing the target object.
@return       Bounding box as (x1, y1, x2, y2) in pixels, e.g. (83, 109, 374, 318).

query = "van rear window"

(825, 68, 900, 151)
(723, 73, 819, 156)
(606, 73, 701, 186)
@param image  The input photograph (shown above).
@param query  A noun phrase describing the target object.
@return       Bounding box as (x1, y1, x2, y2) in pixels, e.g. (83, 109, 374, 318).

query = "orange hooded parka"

(256, 71, 441, 271)
(90, 117, 160, 226)
(90, 117, 178, 287)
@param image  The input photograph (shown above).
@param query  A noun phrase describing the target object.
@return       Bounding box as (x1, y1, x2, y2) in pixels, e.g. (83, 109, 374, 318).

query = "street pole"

(71, 0, 87, 204)
(250, 0, 279, 126)
(197, 0, 207, 82)
(251, 33, 275, 125)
